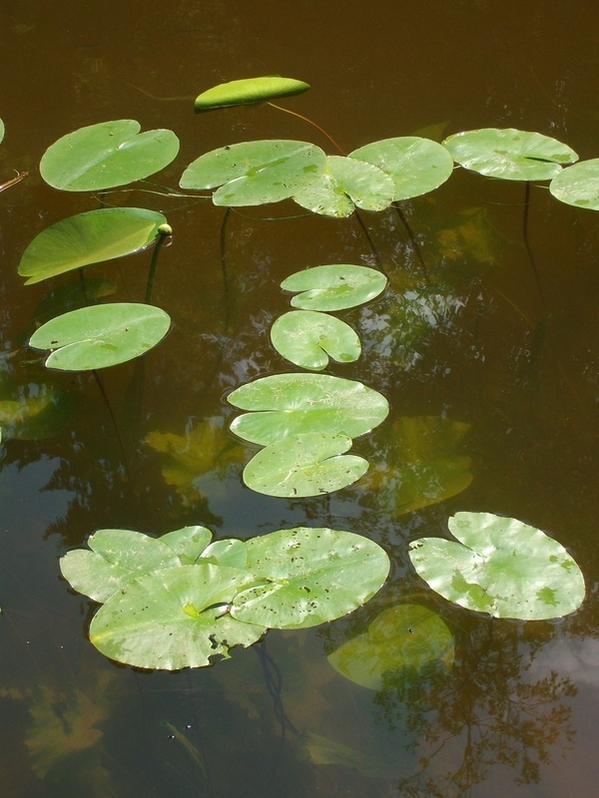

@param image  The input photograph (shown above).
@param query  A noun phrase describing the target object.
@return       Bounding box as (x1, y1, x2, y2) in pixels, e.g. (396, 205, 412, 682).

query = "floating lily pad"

(180, 139, 326, 206)
(200, 539, 248, 569)
(29, 303, 171, 371)
(231, 527, 390, 629)
(228, 373, 389, 446)
(60, 528, 182, 603)
(194, 76, 310, 112)
(350, 137, 454, 200)
(281, 264, 387, 312)
(160, 525, 213, 563)
(293, 155, 395, 217)
(0, 383, 72, 440)
(442, 128, 578, 181)
(242, 432, 368, 497)
(549, 159, 599, 210)
(89, 564, 265, 669)
(270, 310, 361, 370)
(409, 512, 585, 620)
(18, 208, 167, 285)
(0, 118, 4, 144)
(40, 120, 180, 191)
(328, 604, 454, 689)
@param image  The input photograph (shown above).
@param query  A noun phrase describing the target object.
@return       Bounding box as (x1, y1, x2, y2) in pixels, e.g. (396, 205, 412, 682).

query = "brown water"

(1, 1, 599, 796)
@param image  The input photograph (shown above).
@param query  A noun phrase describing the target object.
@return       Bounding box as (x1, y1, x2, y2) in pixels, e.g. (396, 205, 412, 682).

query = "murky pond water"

(2, 1, 599, 796)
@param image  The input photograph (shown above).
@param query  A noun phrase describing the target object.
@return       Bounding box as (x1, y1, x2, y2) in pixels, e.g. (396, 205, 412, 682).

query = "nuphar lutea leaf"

(549, 158, 599, 211)
(194, 76, 310, 112)
(270, 310, 361, 370)
(281, 264, 387, 312)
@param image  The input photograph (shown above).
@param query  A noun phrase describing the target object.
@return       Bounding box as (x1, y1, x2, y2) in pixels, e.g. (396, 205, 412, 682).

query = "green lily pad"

(180, 139, 326, 206)
(194, 76, 310, 112)
(29, 303, 171, 371)
(442, 128, 578, 181)
(230, 527, 390, 629)
(270, 310, 361, 371)
(549, 158, 599, 210)
(0, 118, 5, 144)
(0, 383, 73, 440)
(409, 512, 586, 620)
(281, 264, 387, 312)
(160, 525, 213, 563)
(89, 564, 265, 669)
(350, 137, 454, 200)
(327, 604, 454, 689)
(18, 208, 167, 285)
(228, 373, 389, 446)
(293, 155, 395, 217)
(60, 528, 182, 603)
(242, 432, 368, 497)
(200, 539, 248, 569)
(40, 120, 180, 191)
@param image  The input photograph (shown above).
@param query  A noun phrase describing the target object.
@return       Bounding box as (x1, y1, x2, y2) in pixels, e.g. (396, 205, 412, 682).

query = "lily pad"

(200, 539, 248, 569)
(89, 564, 265, 669)
(194, 76, 310, 112)
(160, 525, 213, 563)
(549, 158, 599, 210)
(350, 137, 454, 200)
(409, 512, 586, 620)
(327, 604, 454, 689)
(442, 128, 578, 181)
(60, 528, 182, 603)
(270, 310, 361, 370)
(281, 264, 387, 312)
(293, 155, 395, 217)
(230, 527, 390, 629)
(40, 120, 180, 191)
(0, 118, 4, 144)
(29, 303, 171, 371)
(242, 432, 369, 497)
(0, 383, 73, 440)
(180, 139, 326, 206)
(18, 207, 167, 285)
(228, 373, 389, 446)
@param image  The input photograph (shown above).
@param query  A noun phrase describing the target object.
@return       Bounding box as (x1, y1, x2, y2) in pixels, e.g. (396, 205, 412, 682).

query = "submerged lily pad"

(18, 207, 167, 285)
(549, 158, 599, 210)
(409, 512, 585, 620)
(281, 264, 387, 311)
(40, 120, 180, 191)
(293, 155, 395, 217)
(180, 139, 326, 206)
(90, 564, 265, 669)
(328, 604, 454, 689)
(242, 432, 368, 497)
(0, 383, 72, 440)
(443, 128, 578, 181)
(228, 373, 389, 446)
(350, 137, 454, 200)
(194, 76, 310, 112)
(231, 527, 390, 629)
(29, 303, 171, 371)
(270, 310, 361, 370)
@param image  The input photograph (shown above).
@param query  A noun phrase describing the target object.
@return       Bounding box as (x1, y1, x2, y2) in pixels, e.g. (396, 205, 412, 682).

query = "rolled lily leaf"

(270, 310, 361, 370)
(40, 120, 180, 191)
(242, 432, 368, 497)
(549, 158, 599, 210)
(230, 527, 390, 629)
(18, 208, 167, 285)
(29, 303, 171, 371)
(180, 139, 326, 206)
(194, 76, 310, 112)
(281, 264, 387, 311)
(443, 128, 578, 181)
(409, 512, 586, 620)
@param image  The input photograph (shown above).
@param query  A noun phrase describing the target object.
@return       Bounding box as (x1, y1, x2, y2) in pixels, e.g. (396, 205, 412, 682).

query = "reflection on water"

(2, 0, 599, 795)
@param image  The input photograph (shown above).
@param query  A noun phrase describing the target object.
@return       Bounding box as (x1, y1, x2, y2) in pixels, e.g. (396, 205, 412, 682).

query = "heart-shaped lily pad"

(89, 564, 264, 669)
(350, 137, 454, 200)
(194, 76, 310, 112)
(549, 158, 599, 210)
(180, 139, 326, 206)
(29, 303, 171, 371)
(443, 128, 578, 181)
(18, 207, 167, 285)
(242, 432, 368, 497)
(270, 310, 361, 370)
(40, 120, 180, 191)
(409, 512, 585, 620)
(228, 373, 389, 446)
(230, 527, 390, 629)
(281, 265, 387, 312)
(327, 604, 454, 689)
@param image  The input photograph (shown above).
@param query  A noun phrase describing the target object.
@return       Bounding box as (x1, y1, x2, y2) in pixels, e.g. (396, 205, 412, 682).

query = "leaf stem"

(267, 102, 346, 155)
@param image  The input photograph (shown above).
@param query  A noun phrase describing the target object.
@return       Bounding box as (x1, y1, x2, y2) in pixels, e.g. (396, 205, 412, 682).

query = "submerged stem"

(92, 368, 132, 484)
(522, 181, 546, 307)
(393, 203, 429, 282)
(145, 225, 172, 305)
